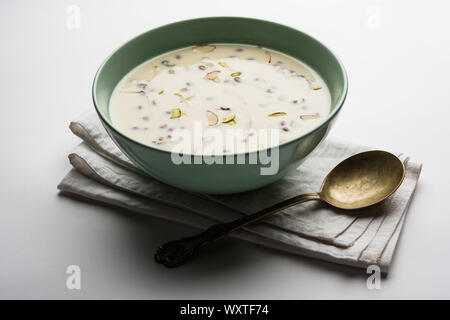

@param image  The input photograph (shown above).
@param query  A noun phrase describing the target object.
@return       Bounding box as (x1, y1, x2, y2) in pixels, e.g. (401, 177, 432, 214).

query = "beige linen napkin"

(58, 111, 422, 272)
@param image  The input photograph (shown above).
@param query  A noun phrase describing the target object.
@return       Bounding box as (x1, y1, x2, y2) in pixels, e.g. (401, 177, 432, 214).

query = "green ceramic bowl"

(93, 17, 348, 194)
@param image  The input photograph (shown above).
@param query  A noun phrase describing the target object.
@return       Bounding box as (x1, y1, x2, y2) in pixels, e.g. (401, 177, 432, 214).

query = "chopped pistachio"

(231, 72, 242, 77)
(226, 120, 236, 126)
(268, 112, 287, 117)
(161, 60, 175, 67)
(158, 90, 164, 95)
(218, 62, 228, 68)
(170, 108, 182, 119)
(222, 114, 236, 124)
(206, 110, 219, 126)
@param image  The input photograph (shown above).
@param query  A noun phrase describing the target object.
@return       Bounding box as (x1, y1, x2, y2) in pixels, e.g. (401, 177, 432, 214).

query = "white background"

(0, 0, 449, 299)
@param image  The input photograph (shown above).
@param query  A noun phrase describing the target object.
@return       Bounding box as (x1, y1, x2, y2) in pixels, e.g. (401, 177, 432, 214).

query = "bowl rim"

(92, 16, 348, 158)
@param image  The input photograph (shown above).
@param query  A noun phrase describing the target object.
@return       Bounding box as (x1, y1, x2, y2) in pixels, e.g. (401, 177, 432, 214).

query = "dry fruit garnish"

(144, 65, 160, 81)
(120, 89, 145, 94)
(291, 62, 321, 90)
(300, 113, 320, 120)
(218, 62, 228, 68)
(174, 93, 195, 105)
(294, 62, 315, 82)
(265, 51, 272, 63)
(204, 70, 221, 83)
(158, 90, 164, 95)
(231, 72, 242, 77)
(170, 108, 182, 119)
(206, 110, 219, 126)
(192, 45, 216, 53)
(161, 60, 175, 67)
(222, 114, 236, 125)
(305, 79, 322, 90)
(268, 112, 287, 117)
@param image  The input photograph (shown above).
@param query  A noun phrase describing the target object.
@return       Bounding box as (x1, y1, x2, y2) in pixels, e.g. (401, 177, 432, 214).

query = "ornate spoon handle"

(154, 192, 320, 267)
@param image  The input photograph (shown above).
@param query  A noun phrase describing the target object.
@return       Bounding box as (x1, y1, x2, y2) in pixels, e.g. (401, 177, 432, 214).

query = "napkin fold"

(58, 111, 422, 272)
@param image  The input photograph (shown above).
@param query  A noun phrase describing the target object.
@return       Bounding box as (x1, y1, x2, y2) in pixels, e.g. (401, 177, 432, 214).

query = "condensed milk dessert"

(109, 44, 331, 155)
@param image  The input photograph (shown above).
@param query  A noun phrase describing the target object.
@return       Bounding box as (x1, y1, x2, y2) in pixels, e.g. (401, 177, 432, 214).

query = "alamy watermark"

(366, 265, 381, 290)
(66, 265, 81, 290)
(66, 5, 81, 30)
(366, 5, 382, 30)
(168, 122, 280, 175)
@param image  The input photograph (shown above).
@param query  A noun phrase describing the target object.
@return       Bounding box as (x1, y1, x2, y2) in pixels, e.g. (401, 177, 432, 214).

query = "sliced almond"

(204, 70, 221, 83)
(132, 65, 160, 82)
(268, 112, 287, 117)
(206, 110, 219, 126)
(152, 140, 168, 145)
(148, 65, 160, 80)
(304, 78, 322, 90)
(174, 93, 195, 105)
(295, 63, 315, 82)
(300, 113, 320, 120)
(265, 51, 272, 64)
(120, 90, 145, 94)
(192, 45, 216, 53)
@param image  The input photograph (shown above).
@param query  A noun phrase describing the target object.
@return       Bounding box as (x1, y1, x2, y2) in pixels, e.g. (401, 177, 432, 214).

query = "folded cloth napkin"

(58, 111, 422, 272)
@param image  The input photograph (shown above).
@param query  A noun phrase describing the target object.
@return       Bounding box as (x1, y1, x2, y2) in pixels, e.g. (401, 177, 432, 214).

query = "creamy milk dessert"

(109, 44, 331, 154)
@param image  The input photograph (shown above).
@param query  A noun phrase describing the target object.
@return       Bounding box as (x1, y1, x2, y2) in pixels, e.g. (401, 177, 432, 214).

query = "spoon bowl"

(320, 150, 405, 210)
